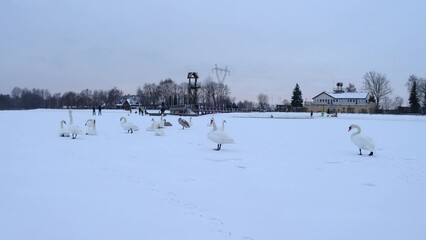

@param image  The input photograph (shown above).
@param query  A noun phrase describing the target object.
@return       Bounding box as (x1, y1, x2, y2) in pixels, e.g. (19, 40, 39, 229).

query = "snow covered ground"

(0, 109, 425, 240)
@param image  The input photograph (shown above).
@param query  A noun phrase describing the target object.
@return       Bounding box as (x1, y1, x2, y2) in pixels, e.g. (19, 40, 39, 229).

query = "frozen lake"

(0, 109, 425, 240)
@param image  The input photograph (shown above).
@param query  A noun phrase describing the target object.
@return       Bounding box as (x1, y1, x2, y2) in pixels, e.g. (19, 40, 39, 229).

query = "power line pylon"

(212, 64, 230, 82)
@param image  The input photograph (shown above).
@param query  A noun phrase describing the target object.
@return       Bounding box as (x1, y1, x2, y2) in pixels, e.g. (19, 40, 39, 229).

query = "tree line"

(1, 71, 424, 112)
(0, 77, 238, 110)
(363, 71, 426, 113)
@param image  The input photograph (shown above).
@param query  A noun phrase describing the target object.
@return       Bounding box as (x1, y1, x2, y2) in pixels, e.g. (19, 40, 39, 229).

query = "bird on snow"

(348, 124, 375, 156)
(59, 120, 70, 137)
(120, 116, 139, 133)
(178, 117, 190, 130)
(207, 117, 234, 151)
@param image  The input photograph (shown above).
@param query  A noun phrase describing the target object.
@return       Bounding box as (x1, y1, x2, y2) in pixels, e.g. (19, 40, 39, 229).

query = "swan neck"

(351, 125, 361, 136)
(69, 110, 73, 124)
(212, 120, 218, 131)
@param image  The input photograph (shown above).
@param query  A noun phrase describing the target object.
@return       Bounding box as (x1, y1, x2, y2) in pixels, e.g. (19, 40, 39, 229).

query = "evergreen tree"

(409, 81, 420, 113)
(291, 83, 303, 107)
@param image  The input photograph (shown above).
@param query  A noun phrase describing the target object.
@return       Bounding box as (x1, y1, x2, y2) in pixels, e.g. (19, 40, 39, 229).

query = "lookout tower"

(187, 72, 200, 106)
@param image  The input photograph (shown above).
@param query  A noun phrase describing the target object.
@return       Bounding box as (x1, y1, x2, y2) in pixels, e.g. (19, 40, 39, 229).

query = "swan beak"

(348, 126, 352, 132)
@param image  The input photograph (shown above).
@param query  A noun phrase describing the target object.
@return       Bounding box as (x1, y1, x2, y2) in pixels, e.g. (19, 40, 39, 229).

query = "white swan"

(147, 118, 161, 131)
(178, 117, 190, 130)
(85, 119, 97, 135)
(348, 124, 375, 156)
(154, 124, 165, 136)
(68, 110, 82, 139)
(120, 117, 139, 133)
(159, 114, 165, 128)
(208, 117, 234, 150)
(59, 120, 70, 137)
(153, 116, 165, 136)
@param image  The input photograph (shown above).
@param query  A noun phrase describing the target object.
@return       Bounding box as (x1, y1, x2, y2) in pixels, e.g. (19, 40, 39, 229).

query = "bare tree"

(346, 83, 357, 92)
(176, 82, 188, 105)
(363, 71, 392, 109)
(158, 78, 177, 106)
(203, 77, 217, 107)
(391, 96, 404, 109)
(282, 99, 290, 105)
(92, 90, 108, 106)
(257, 93, 269, 110)
(142, 83, 160, 106)
(237, 100, 255, 110)
(62, 91, 78, 108)
(77, 89, 92, 108)
(216, 81, 231, 108)
(50, 93, 62, 108)
(107, 87, 123, 107)
(381, 96, 392, 110)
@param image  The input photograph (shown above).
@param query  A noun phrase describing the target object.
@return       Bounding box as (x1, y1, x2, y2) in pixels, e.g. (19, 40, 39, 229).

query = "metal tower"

(212, 64, 230, 82)
(187, 72, 200, 106)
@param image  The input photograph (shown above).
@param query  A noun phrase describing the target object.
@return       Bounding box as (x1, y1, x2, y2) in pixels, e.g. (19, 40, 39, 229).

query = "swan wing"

(122, 122, 138, 131)
(179, 118, 190, 128)
(208, 130, 234, 144)
(68, 124, 82, 134)
(59, 128, 70, 137)
(351, 134, 375, 151)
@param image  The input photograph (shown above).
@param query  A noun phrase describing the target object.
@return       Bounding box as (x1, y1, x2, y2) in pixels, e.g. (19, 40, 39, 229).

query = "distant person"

(310, 111, 313, 118)
(98, 106, 102, 115)
(92, 106, 96, 116)
(160, 102, 166, 115)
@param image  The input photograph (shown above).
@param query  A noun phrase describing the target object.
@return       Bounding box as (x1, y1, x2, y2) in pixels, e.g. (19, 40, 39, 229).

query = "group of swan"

(145, 115, 169, 136)
(207, 117, 234, 151)
(348, 124, 375, 156)
(120, 114, 189, 136)
(60, 110, 93, 139)
(61, 111, 374, 156)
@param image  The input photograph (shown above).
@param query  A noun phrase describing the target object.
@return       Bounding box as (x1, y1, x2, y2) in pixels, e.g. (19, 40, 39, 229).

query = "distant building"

(307, 91, 375, 114)
(116, 97, 140, 110)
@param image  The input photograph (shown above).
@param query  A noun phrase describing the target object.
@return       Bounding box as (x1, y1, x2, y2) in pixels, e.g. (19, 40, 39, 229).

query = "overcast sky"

(1, 0, 425, 103)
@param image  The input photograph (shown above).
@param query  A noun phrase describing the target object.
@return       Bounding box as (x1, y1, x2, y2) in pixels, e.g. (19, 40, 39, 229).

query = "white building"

(308, 91, 374, 114)
(312, 92, 369, 106)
